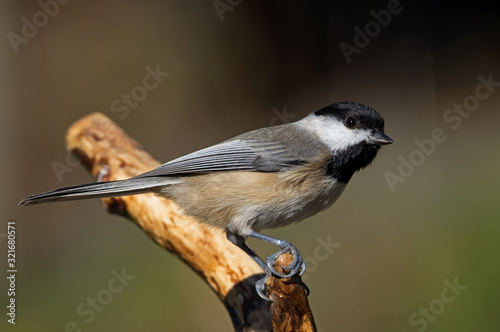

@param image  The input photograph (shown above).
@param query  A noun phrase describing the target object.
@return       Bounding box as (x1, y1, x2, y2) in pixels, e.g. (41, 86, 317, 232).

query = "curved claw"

(255, 273, 272, 301)
(298, 260, 306, 277)
(266, 245, 306, 278)
(266, 250, 296, 277)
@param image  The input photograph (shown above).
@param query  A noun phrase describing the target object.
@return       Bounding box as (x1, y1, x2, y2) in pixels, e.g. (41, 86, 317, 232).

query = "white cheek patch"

(296, 114, 371, 151)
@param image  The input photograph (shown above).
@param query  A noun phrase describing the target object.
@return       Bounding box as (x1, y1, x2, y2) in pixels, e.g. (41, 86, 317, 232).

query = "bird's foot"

(266, 243, 306, 278)
(255, 271, 272, 301)
(228, 231, 309, 301)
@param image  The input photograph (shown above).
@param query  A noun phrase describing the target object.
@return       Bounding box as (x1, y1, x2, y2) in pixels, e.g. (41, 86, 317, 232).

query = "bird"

(19, 101, 392, 300)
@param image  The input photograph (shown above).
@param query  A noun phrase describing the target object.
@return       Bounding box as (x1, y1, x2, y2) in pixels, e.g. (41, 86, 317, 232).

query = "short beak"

(370, 130, 393, 145)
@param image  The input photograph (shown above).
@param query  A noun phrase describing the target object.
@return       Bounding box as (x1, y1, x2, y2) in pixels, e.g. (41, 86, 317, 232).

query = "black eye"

(345, 117, 357, 129)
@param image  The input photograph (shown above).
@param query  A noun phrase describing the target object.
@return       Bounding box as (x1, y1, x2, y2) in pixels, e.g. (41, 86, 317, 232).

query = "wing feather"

(135, 139, 304, 178)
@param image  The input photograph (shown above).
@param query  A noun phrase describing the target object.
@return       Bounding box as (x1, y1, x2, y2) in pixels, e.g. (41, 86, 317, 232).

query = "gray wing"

(135, 139, 306, 178)
(135, 124, 328, 178)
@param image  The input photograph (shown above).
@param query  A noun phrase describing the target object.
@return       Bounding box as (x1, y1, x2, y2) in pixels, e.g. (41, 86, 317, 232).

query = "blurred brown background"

(2, 0, 500, 331)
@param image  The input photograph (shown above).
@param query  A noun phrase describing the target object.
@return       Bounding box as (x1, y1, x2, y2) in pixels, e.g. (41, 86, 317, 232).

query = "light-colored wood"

(65, 113, 315, 331)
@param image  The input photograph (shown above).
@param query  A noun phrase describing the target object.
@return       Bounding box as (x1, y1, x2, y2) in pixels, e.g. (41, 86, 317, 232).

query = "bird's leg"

(248, 231, 306, 278)
(226, 231, 272, 301)
(226, 231, 307, 300)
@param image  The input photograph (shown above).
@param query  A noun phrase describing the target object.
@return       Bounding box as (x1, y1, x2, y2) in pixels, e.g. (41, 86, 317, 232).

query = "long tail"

(18, 176, 179, 206)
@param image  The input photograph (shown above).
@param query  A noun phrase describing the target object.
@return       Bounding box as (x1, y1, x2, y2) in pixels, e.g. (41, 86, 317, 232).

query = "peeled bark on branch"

(65, 113, 316, 332)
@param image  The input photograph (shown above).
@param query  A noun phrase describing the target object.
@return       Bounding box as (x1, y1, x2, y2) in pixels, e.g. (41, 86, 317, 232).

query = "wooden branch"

(65, 113, 316, 331)
(267, 254, 317, 331)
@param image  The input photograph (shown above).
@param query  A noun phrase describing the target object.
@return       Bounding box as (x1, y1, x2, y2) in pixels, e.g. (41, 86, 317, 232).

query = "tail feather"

(18, 177, 179, 206)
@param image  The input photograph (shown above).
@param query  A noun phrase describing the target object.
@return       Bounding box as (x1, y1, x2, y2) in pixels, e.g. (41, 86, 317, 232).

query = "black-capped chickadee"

(19, 102, 392, 300)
